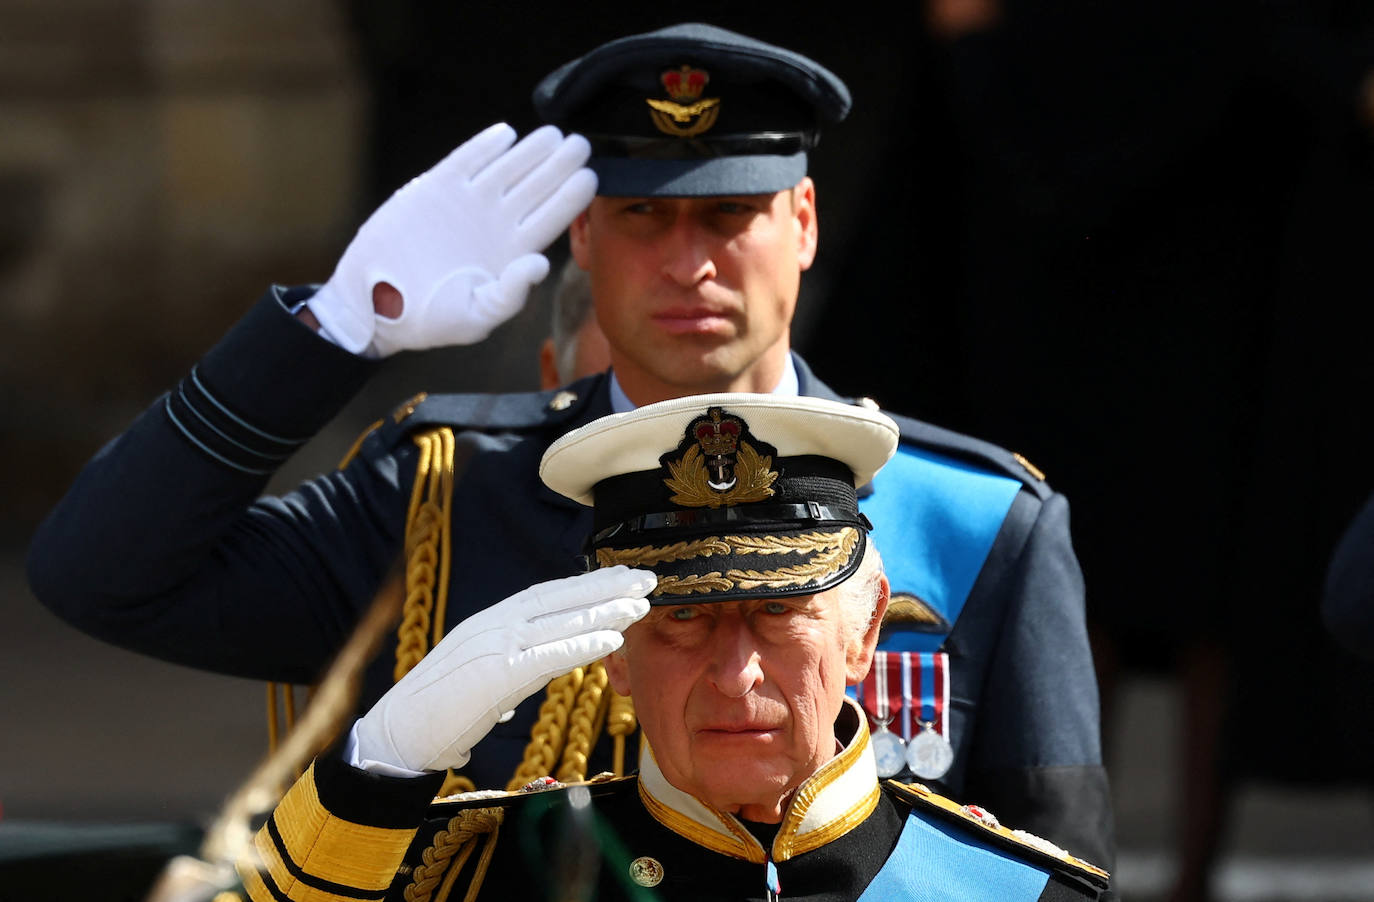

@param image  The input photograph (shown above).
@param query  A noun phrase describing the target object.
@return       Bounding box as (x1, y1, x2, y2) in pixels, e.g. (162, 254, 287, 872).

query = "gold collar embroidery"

(637, 698, 882, 863)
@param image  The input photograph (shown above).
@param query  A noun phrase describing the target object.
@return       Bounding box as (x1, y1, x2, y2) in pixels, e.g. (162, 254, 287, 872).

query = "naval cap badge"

(661, 406, 777, 508)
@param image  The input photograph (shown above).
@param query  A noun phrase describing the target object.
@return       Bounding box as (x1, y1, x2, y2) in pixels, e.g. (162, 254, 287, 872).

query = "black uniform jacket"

(240, 703, 1111, 902)
(28, 286, 1112, 866)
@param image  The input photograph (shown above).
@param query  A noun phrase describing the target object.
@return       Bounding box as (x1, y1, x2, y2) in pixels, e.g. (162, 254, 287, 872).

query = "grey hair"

(549, 257, 595, 384)
(837, 542, 885, 641)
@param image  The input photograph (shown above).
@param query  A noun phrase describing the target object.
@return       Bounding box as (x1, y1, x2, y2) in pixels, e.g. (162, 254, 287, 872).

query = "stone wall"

(0, 0, 363, 539)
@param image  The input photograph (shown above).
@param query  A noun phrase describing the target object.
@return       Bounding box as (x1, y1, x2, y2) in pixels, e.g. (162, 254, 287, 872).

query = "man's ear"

(538, 337, 561, 390)
(569, 208, 592, 270)
(604, 649, 632, 696)
(846, 574, 889, 684)
(793, 177, 819, 272)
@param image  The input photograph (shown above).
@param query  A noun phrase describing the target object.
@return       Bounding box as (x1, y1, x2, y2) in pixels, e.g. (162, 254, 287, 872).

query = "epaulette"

(346, 373, 608, 464)
(427, 773, 637, 815)
(389, 373, 604, 438)
(882, 779, 1110, 888)
(851, 397, 1052, 499)
(393, 775, 639, 902)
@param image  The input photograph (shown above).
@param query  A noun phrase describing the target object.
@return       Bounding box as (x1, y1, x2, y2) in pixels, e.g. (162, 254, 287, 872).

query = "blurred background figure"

(539, 258, 611, 390)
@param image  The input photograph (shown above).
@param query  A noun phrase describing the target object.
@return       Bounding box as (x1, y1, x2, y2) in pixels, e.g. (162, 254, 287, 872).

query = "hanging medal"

(869, 651, 906, 778)
(906, 651, 954, 780)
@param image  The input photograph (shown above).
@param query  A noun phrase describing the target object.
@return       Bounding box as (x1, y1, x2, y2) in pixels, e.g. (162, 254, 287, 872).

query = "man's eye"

(670, 607, 699, 621)
(763, 601, 789, 615)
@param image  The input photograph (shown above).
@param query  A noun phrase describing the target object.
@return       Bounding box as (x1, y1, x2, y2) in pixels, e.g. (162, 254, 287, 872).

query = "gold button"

(391, 391, 429, 423)
(629, 856, 665, 887)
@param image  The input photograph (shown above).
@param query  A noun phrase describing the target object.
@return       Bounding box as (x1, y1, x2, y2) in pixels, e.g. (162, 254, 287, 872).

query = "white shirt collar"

(608, 355, 800, 415)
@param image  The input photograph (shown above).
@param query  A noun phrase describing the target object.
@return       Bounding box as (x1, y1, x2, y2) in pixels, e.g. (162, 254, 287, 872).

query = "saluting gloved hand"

(308, 122, 597, 357)
(353, 566, 655, 774)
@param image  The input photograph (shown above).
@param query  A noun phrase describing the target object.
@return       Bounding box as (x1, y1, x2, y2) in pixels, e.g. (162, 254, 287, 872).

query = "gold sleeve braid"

(239, 762, 418, 902)
(264, 417, 393, 755)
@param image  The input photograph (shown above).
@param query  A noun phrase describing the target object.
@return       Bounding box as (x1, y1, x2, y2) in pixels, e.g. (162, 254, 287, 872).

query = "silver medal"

(868, 653, 908, 778)
(906, 722, 954, 780)
(871, 722, 907, 778)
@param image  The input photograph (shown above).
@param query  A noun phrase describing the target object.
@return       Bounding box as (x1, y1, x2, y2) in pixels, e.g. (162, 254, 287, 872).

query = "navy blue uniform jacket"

(28, 286, 1112, 867)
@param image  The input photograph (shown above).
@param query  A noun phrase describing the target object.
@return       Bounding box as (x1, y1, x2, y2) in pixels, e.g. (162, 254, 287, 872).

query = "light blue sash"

(859, 446, 1021, 653)
(857, 806, 1053, 901)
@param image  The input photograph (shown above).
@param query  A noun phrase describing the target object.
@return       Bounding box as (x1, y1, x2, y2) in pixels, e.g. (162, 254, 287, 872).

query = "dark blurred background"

(3, 2, 1373, 900)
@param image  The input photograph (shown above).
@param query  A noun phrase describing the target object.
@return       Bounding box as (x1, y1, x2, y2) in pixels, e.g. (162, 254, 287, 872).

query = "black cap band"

(591, 501, 866, 547)
(586, 131, 818, 161)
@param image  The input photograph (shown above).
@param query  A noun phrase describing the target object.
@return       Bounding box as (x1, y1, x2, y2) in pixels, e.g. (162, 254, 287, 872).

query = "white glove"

(353, 566, 655, 774)
(308, 122, 597, 357)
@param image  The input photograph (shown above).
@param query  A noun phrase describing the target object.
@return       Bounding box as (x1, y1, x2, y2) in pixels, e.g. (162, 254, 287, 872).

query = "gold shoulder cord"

(399, 426, 474, 796)
(390, 425, 640, 793)
(397, 424, 639, 899)
(266, 419, 641, 900)
(397, 427, 458, 680)
(402, 808, 505, 902)
(265, 417, 386, 755)
(267, 425, 461, 746)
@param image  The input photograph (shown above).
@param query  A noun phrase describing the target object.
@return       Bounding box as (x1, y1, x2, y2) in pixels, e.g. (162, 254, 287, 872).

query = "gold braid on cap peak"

(596, 528, 857, 570)
(643, 527, 860, 597)
(596, 535, 732, 567)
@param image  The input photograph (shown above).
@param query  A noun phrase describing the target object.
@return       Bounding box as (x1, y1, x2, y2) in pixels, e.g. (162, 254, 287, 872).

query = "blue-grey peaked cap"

(532, 23, 852, 197)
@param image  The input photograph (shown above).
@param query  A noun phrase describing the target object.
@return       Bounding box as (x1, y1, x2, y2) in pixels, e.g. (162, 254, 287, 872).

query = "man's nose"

(660, 216, 717, 287)
(708, 617, 765, 698)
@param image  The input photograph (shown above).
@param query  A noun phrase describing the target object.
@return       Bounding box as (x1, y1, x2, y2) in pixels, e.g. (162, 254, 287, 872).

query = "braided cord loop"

(506, 667, 582, 790)
(555, 661, 610, 783)
(403, 808, 504, 902)
(605, 689, 638, 777)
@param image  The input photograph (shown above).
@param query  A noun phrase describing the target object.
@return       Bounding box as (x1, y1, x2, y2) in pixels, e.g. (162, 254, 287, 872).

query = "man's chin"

(646, 348, 755, 392)
(683, 758, 798, 813)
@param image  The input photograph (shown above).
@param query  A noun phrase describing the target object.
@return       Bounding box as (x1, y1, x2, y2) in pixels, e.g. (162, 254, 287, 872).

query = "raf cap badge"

(646, 65, 720, 137)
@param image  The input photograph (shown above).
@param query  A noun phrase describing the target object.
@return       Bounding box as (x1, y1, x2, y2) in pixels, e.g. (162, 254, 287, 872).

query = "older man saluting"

(238, 395, 1109, 902)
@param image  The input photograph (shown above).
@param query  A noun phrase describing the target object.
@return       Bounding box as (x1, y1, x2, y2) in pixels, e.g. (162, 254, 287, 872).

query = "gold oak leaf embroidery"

(663, 441, 777, 509)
